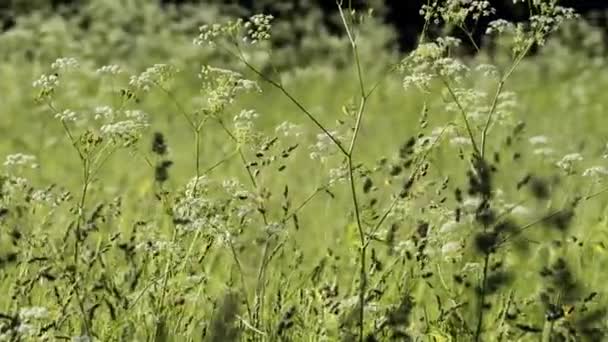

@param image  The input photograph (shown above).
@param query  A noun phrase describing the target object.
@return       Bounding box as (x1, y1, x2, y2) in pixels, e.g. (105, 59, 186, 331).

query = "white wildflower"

(4, 153, 38, 168)
(54, 109, 78, 122)
(328, 165, 348, 185)
(93, 106, 114, 120)
(583, 166, 608, 178)
(533, 147, 555, 156)
(450, 136, 471, 146)
(486, 19, 515, 34)
(233, 109, 259, 122)
(51, 57, 79, 71)
(529, 135, 549, 145)
(96, 64, 123, 75)
(32, 73, 59, 89)
(556, 153, 583, 171)
(275, 121, 303, 138)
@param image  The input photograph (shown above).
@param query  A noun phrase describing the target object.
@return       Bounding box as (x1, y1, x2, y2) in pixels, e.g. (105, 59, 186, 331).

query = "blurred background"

(2, 0, 608, 54)
(1, 0, 608, 192)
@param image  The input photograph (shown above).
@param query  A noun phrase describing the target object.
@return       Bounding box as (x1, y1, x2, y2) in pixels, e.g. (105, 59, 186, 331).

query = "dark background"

(2, 0, 608, 51)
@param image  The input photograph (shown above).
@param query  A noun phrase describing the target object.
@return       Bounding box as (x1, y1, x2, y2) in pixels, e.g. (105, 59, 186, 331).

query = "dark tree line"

(1, 0, 607, 51)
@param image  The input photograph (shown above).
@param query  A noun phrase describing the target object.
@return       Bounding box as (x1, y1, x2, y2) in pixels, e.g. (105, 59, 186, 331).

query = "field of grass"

(1, 1, 608, 341)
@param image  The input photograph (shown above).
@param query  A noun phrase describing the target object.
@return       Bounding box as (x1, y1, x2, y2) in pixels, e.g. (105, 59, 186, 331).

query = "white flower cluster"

(486, 19, 515, 35)
(233, 109, 260, 144)
(194, 14, 273, 46)
(129, 64, 178, 92)
(582, 166, 608, 179)
(95, 64, 123, 76)
(4, 153, 38, 168)
(92, 108, 149, 146)
(444, 88, 488, 122)
(400, 38, 467, 91)
(199, 66, 260, 113)
(93, 105, 115, 121)
(185, 176, 211, 198)
(54, 109, 79, 122)
(328, 164, 349, 186)
(421, 0, 495, 26)
(244, 14, 274, 44)
(556, 153, 583, 173)
(475, 64, 500, 78)
(32, 73, 59, 91)
(528, 135, 549, 146)
(309, 130, 343, 162)
(195, 23, 224, 45)
(233, 109, 259, 122)
(275, 121, 303, 138)
(51, 57, 79, 71)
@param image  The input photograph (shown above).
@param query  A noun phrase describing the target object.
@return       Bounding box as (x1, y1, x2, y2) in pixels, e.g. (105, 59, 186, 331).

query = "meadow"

(1, 1, 608, 341)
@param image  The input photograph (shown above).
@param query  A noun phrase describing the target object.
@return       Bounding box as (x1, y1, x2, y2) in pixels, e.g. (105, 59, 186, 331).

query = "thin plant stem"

(338, 3, 371, 340)
(474, 253, 490, 342)
(441, 77, 480, 155)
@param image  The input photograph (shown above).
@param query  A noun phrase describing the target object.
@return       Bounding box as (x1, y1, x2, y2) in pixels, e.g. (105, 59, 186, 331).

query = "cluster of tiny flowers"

(194, 14, 272, 46)
(533, 147, 555, 157)
(185, 176, 210, 198)
(93, 105, 115, 120)
(194, 18, 244, 46)
(195, 23, 225, 45)
(328, 164, 349, 185)
(243, 14, 274, 44)
(556, 152, 583, 174)
(420, 0, 494, 26)
(275, 121, 303, 138)
(1, 177, 28, 203)
(31, 187, 69, 206)
(129, 64, 178, 92)
(449, 136, 471, 146)
(529, 135, 549, 146)
(475, 64, 500, 78)
(221, 179, 242, 194)
(233, 109, 259, 122)
(582, 166, 608, 179)
(124, 109, 148, 122)
(400, 38, 465, 91)
(54, 109, 78, 122)
(32, 73, 59, 91)
(95, 64, 123, 76)
(309, 130, 343, 162)
(199, 66, 260, 112)
(4, 153, 38, 169)
(99, 110, 149, 146)
(51, 57, 79, 71)
(444, 88, 488, 122)
(233, 109, 261, 144)
(172, 197, 216, 231)
(530, 4, 577, 42)
(486, 19, 515, 35)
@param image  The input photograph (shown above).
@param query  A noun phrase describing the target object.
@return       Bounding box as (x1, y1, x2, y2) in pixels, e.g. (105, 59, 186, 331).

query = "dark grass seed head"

(151, 132, 168, 155)
(474, 232, 498, 254)
(528, 176, 550, 200)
